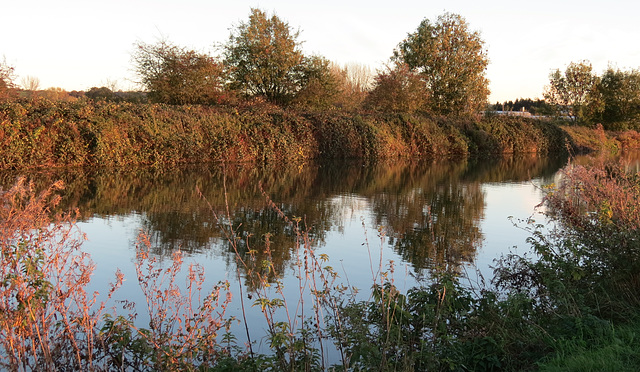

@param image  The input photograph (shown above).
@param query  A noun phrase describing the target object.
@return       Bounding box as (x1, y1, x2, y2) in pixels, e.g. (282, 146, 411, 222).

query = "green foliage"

(597, 67, 640, 130)
(488, 159, 640, 368)
(392, 13, 490, 115)
(331, 273, 547, 371)
(538, 319, 640, 371)
(5, 156, 640, 370)
(533, 161, 640, 318)
(546, 61, 640, 129)
(330, 158, 640, 370)
(544, 61, 602, 124)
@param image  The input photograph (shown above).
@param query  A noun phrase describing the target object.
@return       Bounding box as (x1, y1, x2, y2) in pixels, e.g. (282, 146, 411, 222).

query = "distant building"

(491, 107, 532, 117)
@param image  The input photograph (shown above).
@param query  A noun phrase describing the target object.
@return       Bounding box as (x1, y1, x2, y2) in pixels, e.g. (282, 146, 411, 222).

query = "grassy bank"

(3, 98, 635, 170)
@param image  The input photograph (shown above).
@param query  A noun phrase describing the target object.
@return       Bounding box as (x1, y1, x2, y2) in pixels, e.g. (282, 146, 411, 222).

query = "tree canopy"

(392, 13, 490, 115)
(544, 60, 600, 123)
(597, 67, 640, 128)
(132, 40, 227, 105)
(224, 8, 306, 105)
(365, 64, 427, 113)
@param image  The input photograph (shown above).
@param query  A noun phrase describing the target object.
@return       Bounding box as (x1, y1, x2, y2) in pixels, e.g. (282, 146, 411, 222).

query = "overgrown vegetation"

(2, 98, 609, 170)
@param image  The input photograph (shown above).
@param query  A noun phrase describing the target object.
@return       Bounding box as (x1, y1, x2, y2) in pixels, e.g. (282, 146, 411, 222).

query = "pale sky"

(2, 0, 639, 102)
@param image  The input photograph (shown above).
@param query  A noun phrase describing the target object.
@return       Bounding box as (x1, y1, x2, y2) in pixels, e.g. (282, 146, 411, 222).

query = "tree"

(597, 67, 640, 129)
(40, 87, 73, 101)
(340, 62, 373, 109)
(344, 62, 373, 95)
(544, 60, 601, 123)
(392, 13, 490, 115)
(21, 75, 40, 99)
(0, 57, 16, 101)
(133, 40, 228, 105)
(86, 86, 116, 102)
(293, 56, 345, 109)
(224, 8, 305, 105)
(365, 63, 428, 113)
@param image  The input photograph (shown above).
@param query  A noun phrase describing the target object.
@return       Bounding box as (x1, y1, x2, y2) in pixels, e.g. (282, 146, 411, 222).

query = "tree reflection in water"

(0, 154, 568, 282)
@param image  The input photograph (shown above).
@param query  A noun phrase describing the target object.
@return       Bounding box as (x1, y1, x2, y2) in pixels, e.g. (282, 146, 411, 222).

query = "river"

(0, 153, 573, 358)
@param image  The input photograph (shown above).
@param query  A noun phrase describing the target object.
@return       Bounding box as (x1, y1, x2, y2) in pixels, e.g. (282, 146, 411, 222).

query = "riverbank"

(2, 99, 637, 170)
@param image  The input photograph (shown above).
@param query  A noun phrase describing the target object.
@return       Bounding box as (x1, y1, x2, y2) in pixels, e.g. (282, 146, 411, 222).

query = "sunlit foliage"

(224, 8, 306, 105)
(392, 13, 490, 115)
(132, 40, 229, 105)
(365, 63, 428, 113)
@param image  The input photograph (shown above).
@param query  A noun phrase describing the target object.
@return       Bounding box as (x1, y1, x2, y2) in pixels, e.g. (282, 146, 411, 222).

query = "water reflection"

(0, 154, 570, 275)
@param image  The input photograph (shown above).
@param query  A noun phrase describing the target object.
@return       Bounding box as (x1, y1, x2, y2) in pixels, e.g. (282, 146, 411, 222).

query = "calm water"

(0, 154, 571, 354)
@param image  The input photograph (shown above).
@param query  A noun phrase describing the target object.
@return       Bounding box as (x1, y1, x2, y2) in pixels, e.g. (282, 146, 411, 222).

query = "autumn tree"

(392, 13, 489, 115)
(224, 8, 306, 105)
(133, 40, 228, 105)
(292, 56, 346, 109)
(544, 60, 601, 123)
(344, 62, 373, 95)
(365, 63, 428, 113)
(40, 87, 74, 101)
(339, 62, 373, 109)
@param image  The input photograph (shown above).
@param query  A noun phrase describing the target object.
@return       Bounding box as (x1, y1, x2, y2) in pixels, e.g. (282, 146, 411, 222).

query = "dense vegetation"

(1, 98, 588, 170)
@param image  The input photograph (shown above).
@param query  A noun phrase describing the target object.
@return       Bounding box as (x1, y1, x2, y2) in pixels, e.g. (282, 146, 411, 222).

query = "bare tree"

(21, 75, 40, 98)
(344, 62, 373, 94)
(103, 78, 119, 92)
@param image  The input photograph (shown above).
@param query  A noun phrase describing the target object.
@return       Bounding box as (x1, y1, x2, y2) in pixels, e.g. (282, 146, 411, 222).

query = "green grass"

(540, 319, 640, 371)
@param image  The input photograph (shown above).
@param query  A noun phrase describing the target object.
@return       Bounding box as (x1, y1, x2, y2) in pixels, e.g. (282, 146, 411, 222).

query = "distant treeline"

(2, 98, 639, 170)
(488, 98, 554, 115)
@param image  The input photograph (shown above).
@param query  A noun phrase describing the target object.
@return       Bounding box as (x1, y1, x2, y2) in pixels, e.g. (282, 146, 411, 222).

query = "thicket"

(3, 98, 634, 170)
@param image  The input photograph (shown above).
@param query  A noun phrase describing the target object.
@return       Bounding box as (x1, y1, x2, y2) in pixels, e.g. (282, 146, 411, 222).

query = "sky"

(2, 0, 639, 103)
